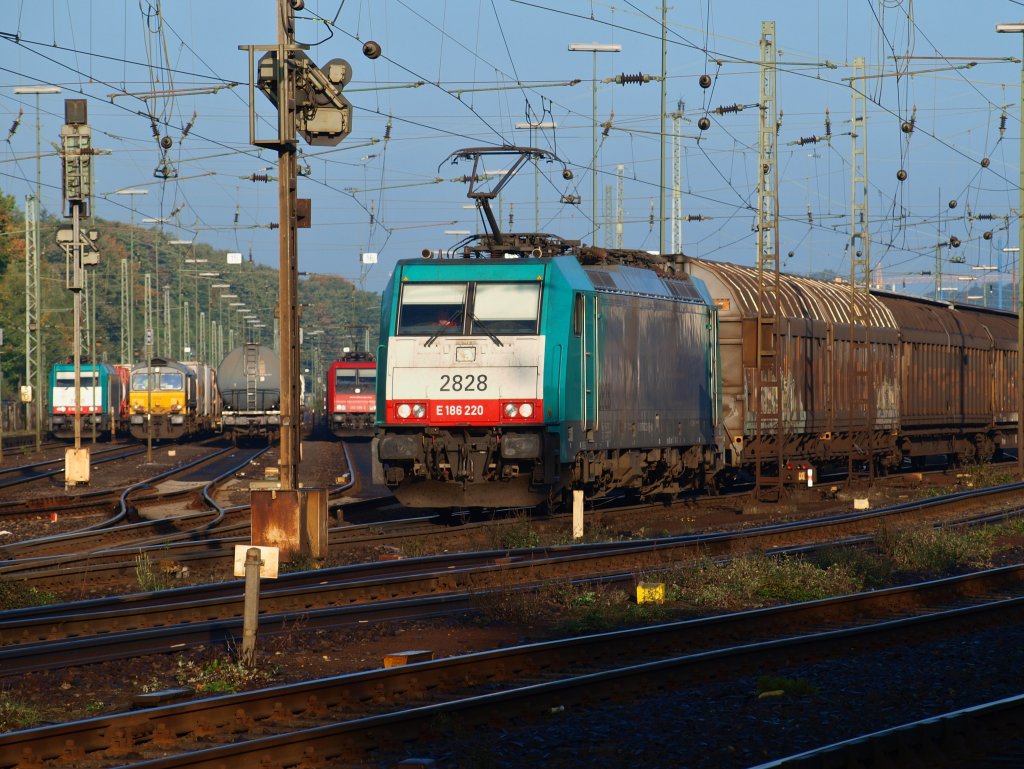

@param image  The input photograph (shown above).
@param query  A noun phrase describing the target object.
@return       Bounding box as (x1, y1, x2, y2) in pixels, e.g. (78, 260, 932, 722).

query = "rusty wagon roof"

(684, 257, 898, 329)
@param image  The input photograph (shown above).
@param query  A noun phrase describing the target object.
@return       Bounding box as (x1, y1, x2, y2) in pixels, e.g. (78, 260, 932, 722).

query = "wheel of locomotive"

(705, 474, 721, 496)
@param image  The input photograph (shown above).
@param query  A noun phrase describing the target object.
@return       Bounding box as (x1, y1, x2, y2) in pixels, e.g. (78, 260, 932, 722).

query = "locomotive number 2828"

(439, 374, 488, 392)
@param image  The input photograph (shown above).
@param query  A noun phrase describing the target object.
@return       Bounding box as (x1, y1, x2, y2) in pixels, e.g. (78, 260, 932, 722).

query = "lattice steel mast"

(754, 20, 784, 500)
(848, 57, 875, 483)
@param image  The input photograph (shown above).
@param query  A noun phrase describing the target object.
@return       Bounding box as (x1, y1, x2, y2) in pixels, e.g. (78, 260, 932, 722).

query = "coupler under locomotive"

(373, 427, 559, 508)
(128, 413, 190, 441)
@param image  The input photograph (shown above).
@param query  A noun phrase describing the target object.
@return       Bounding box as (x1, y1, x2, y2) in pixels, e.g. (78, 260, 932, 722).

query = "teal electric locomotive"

(372, 235, 722, 508)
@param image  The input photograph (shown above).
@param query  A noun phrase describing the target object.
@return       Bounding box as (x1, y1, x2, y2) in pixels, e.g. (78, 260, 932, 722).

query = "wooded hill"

(0, 189, 381, 396)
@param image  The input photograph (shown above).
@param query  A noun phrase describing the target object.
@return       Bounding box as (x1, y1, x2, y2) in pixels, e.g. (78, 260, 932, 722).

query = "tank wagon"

(327, 351, 377, 438)
(127, 357, 220, 441)
(372, 234, 1019, 509)
(217, 344, 281, 441)
(48, 362, 129, 439)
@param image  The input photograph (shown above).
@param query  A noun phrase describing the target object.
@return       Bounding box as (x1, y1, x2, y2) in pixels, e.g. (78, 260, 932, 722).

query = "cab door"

(577, 292, 598, 441)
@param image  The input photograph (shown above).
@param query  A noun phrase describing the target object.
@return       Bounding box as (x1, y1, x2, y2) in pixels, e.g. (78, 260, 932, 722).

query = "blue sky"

(2, 1, 1023, 302)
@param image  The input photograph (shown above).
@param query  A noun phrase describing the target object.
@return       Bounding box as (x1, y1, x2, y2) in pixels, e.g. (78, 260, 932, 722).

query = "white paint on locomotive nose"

(456, 346, 477, 362)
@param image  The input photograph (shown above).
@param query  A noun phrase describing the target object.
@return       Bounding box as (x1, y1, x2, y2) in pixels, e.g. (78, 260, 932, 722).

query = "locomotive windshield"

(55, 371, 97, 387)
(397, 281, 540, 337)
(397, 283, 467, 335)
(334, 368, 376, 394)
(131, 371, 184, 390)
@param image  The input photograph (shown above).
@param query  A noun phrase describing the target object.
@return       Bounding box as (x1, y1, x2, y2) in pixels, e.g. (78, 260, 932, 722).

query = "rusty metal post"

(241, 546, 262, 667)
(276, 0, 301, 491)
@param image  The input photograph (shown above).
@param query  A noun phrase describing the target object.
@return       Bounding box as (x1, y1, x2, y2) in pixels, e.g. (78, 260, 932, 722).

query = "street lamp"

(568, 43, 621, 241)
(15, 85, 61, 450)
(515, 121, 558, 230)
(997, 21, 1024, 475)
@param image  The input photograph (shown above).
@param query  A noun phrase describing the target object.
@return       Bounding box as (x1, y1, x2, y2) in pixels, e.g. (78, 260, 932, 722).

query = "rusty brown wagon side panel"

(873, 291, 1018, 462)
(685, 257, 901, 470)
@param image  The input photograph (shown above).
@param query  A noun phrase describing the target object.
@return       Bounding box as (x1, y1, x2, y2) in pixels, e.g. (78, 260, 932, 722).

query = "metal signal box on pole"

(59, 99, 99, 488)
(239, 0, 352, 561)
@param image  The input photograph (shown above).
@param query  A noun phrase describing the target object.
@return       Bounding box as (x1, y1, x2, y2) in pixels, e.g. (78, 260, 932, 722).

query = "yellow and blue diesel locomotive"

(128, 357, 220, 441)
(372, 236, 721, 508)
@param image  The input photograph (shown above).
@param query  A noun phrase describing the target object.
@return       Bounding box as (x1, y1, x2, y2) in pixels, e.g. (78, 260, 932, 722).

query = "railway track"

(3, 476, 1023, 666)
(0, 442, 144, 492)
(5, 456, 1017, 598)
(4, 560, 1023, 768)
(751, 692, 1024, 769)
(0, 444, 268, 562)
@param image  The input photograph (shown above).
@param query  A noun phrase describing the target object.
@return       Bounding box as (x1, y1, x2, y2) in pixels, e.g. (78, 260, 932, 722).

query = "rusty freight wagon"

(685, 258, 1018, 477)
(874, 291, 1018, 464)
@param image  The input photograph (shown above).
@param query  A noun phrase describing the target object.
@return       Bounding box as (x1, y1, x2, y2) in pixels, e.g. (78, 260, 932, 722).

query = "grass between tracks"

(0, 582, 59, 611)
(475, 517, 1012, 633)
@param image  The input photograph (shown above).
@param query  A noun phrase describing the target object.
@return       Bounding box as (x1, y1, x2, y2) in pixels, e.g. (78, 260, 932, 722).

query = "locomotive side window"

(398, 283, 467, 335)
(573, 293, 584, 336)
(471, 283, 540, 335)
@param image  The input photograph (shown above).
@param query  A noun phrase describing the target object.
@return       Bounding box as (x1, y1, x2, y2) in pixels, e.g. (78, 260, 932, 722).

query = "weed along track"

(3, 471, 1024, 766)
(3, 480, 1022, 652)
(5, 563, 1024, 768)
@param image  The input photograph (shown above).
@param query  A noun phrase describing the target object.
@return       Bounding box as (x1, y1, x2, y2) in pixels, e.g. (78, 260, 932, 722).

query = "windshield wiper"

(424, 309, 464, 347)
(468, 313, 504, 346)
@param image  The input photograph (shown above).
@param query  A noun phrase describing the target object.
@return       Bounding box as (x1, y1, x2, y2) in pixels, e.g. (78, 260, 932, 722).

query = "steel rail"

(2, 481, 1023, 646)
(6, 466, 1024, 593)
(0, 443, 146, 490)
(750, 692, 1024, 769)
(0, 446, 267, 561)
(3, 565, 1023, 769)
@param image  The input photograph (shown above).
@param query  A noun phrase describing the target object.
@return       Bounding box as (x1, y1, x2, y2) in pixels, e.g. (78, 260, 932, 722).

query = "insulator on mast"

(6, 108, 23, 142)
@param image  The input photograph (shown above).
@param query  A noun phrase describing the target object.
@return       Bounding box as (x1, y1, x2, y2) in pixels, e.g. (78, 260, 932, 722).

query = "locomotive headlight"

(397, 403, 412, 419)
(412, 403, 426, 418)
(518, 403, 534, 418)
(504, 403, 519, 418)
